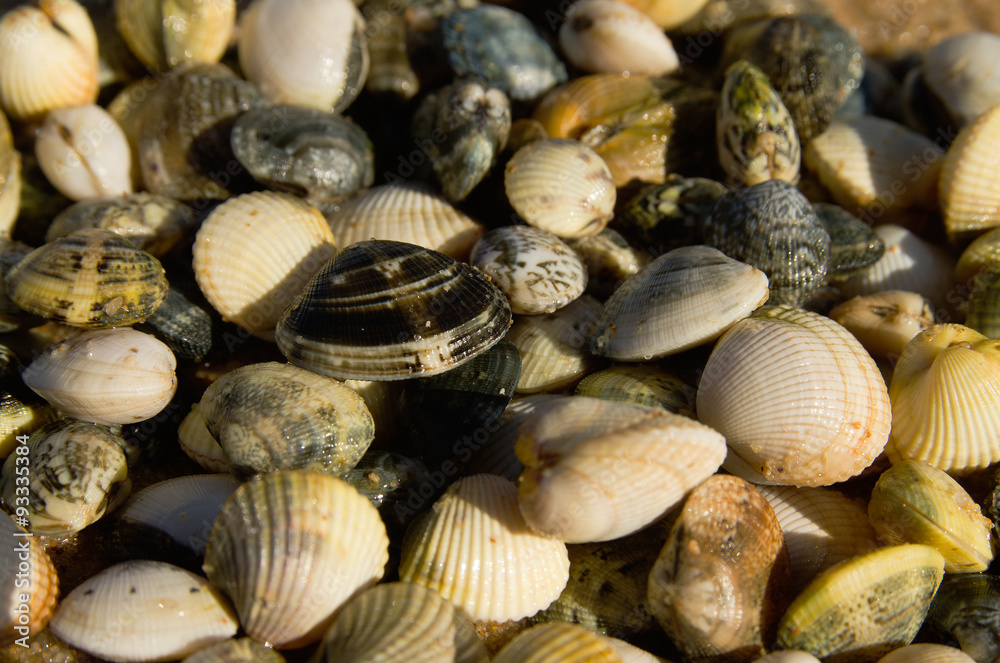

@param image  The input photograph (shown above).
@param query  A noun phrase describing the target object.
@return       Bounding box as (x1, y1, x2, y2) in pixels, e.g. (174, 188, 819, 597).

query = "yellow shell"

(115, 0, 236, 71)
(956, 225, 1000, 285)
(619, 0, 711, 28)
(492, 623, 625, 663)
(0, 109, 19, 237)
(940, 103, 1000, 245)
(878, 644, 978, 663)
(177, 403, 226, 474)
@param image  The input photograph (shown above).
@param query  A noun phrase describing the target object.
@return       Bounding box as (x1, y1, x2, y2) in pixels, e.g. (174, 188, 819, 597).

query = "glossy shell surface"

(558, 0, 679, 76)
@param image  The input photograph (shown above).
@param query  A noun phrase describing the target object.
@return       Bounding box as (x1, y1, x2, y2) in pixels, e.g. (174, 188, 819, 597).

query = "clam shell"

(21, 328, 177, 427)
(940, 103, 1000, 244)
(814, 202, 885, 277)
(115, 0, 236, 71)
(177, 403, 226, 473)
(313, 582, 489, 663)
(878, 645, 978, 663)
(276, 239, 512, 381)
(590, 245, 770, 360)
(327, 182, 485, 261)
(887, 324, 1000, 473)
(505, 138, 616, 240)
(0, 514, 58, 645)
(0, 116, 21, 237)
(203, 470, 389, 648)
(828, 290, 935, 361)
(619, 0, 711, 28)
(956, 226, 1000, 285)
(342, 450, 430, 531)
(574, 364, 696, 418)
(515, 397, 727, 542)
(924, 572, 1000, 663)
(774, 544, 946, 662)
(558, 0, 679, 76)
(565, 228, 648, 299)
(696, 305, 892, 486)
(398, 473, 570, 622)
(492, 622, 626, 663)
(6, 228, 168, 329)
(922, 32, 1000, 129)
(134, 285, 213, 361)
(193, 191, 337, 339)
(617, 175, 726, 251)
(50, 560, 238, 662)
(181, 637, 286, 663)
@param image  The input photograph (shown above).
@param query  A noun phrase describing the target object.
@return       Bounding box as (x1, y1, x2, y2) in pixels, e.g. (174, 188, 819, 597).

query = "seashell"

(442, 5, 567, 103)
(703, 179, 829, 307)
(716, 59, 800, 187)
(313, 581, 489, 663)
(177, 403, 226, 473)
(231, 104, 374, 205)
(828, 290, 935, 362)
(605, 638, 666, 663)
(181, 637, 286, 663)
(922, 32, 1000, 130)
(505, 138, 616, 240)
(134, 285, 213, 361)
(590, 245, 770, 360)
(966, 264, 1000, 338)
(506, 295, 603, 393)
(924, 572, 1000, 663)
(344, 379, 403, 445)
(515, 397, 727, 542)
(803, 116, 944, 221)
(115, 0, 236, 71)
(813, 202, 885, 277)
(0, 513, 58, 645)
(22, 327, 177, 427)
(203, 470, 389, 648)
(574, 364, 697, 418)
(753, 653, 822, 663)
(878, 644, 978, 663)
(0, 238, 36, 333)
(45, 193, 196, 257)
(940, 103, 1000, 245)
(50, 560, 238, 662)
(565, 228, 649, 299)
(470, 226, 588, 315)
(326, 182, 485, 261)
(647, 474, 789, 663)
(193, 191, 336, 339)
(0, 0, 99, 121)
(238, 0, 368, 113)
(617, 175, 727, 252)
(697, 305, 892, 486)
(756, 485, 879, 597)
(360, 0, 419, 100)
(887, 324, 1000, 473)
(558, 0, 679, 76)
(0, 109, 20, 237)
(492, 622, 627, 663)
(399, 473, 570, 622)
(619, 0, 711, 28)
(956, 226, 1000, 286)
(0, 387, 57, 460)
(276, 239, 512, 381)
(774, 544, 946, 662)
(343, 450, 430, 531)
(868, 460, 994, 573)
(199, 361, 374, 481)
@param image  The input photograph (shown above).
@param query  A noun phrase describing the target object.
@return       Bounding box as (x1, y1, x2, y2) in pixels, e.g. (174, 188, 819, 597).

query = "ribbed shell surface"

(940, 103, 1000, 244)
(492, 623, 625, 663)
(574, 364, 697, 418)
(0, 514, 58, 644)
(398, 474, 570, 622)
(696, 306, 892, 486)
(878, 644, 978, 663)
(115, 0, 235, 71)
(276, 239, 512, 381)
(202, 471, 389, 648)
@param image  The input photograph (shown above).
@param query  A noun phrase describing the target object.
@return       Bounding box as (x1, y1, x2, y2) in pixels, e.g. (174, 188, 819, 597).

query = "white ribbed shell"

(878, 644, 977, 663)
(0, 514, 58, 644)
(696, 306, 891, 486)
(558, 0, 679, 76)
(493, 623, 626, 663)
(940, 103, 1000, 243)
(398, 474, 570, 622)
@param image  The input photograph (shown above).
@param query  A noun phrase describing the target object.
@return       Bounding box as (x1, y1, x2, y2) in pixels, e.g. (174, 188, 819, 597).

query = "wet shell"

(0, 514, 58, 645)
(134, 285, 213, 361)
(558, 0, 679, 76)
(182, 638, 286, 663)
(50, 560, 238, 662)
(326, 182, 485, 261)
(696, 305, 892, 486)
(115, 0, 236, 71)
(342, 450, 430, 530)
(647, 474, 789, 663)
(924, 572, 1000, 663)
(199, 361, 374, 481)
(313, 582, 489, 663)
(6, 228, 168, 328)
(574, 364, 697, 418)
(566, 228, 648, 299)
(231, 104, 374, 204)
(398, 473, 570, 622)
(940, 103, 1000, 245)
(492, 622, 626, 663)
(617, 175, 727, 252)
(828, 290, 935, 362)
(887, 324, 1000, 473)
(203, 470, 389, 648)
(515, 397, 727, 542)
(965, 264, 1000, 338)
(22, 328, 177, 426)
(0, 0, 99, 121)
(878, 645, 977, 663)
(238, 0, 368, 113)
(591, 245, 770, 360)
(869, 460, 994, 573)
(813, 202, 885, 277)
(177, 403, 226, 473)
(193, 191, 337, 339)
(505, 138, 616, 240)
(276, 239, 512, 381)
(774, 544, 946, 662)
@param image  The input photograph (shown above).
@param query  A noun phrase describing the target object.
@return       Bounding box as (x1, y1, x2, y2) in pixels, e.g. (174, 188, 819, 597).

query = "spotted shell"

(813, 202, 885, 277)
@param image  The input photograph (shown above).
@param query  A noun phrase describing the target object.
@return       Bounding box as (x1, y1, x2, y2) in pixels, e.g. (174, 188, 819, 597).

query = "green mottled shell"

(574, 364, 697, 418)
(813, 203, 884, 277)
(966, 265, 1000, 339)
(5, 228, 168, 328)
(924, 573, 1000, 663)
(618, 176, 727, 252)
(134, 286, 212, 360)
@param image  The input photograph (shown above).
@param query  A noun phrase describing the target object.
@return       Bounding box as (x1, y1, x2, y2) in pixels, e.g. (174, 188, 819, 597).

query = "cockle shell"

(697, 305, 892, 486)
(558, 0, 679, 76)
(940, 103, 1000, 244)
(115, 0, 236, 71)
(828, 290, 935, 361)
(574, 364, 697, 418)
(515, 397, 727, 542)
(878, 645, 977, 663)
(0, 514, 58, 645)
(203, 470, 389, 648)
(492, 622, 628, 663)
(399, 474, 570, 622)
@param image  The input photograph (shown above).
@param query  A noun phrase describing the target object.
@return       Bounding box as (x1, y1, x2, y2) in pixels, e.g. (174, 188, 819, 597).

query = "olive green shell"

(813, 203, 885, 277)
(618, 176, 727, 251)
(574, 364, 696, 418)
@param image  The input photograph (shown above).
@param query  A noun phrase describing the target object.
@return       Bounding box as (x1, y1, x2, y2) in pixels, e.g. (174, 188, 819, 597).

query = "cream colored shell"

(493, 622, 625, 663)
(177, 403, 227, 473)
(940, 103, 1000, 244)
(558, 0, 679, 76)
(115, 0, 236, 71)
(877, 644, 977, 663)
(619, 0, 710, 28)
(828, 290, 935, 362)
(0, 514, 58, 646)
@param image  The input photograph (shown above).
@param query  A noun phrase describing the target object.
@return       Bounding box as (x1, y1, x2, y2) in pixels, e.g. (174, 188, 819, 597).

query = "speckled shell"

(470, 226, 587, 315)
(591, 245, 770, 360)
(399, 474, 570, 622)
(828, 290, 935, 361)
(558, 0, 679, 76)
(313, 582, 489, 663)
(239, 0, 367, 113)
(6, 228, 168, 328)
(198, 362, 374, 481)
(327, 182, 485, 261)
(887, 324, 1000, 473)
(647, 475, 789, 663)
(924, 573, 1000, 663)
(697, 305, 892, 486)
(774, 544, 946, 662)
(203, 470, 389, 648)
(505, 139, 616, 240)
(193, 190, 337, 339)
(966, 264, 1000, 338)
(566, 228, 648, 299)
(134, 285, 213, 361)
(574, 364, 697, 418)
(813, 203, 885, 277)
(21, 328, 177, 427)
(492, 622, 627, 663)
(878, 645, 978, 663)
(0, 239, 41, 332)
(0, 0, 99, 121)
(50, 560, 238, 662)
(0, 514, 58, 645)
(617, 175, 727, 251)
(703, 179, 829, 307)
(177, 403, 226, 473)
(940, 103, 1000, 244)
(276, 239, 512, 381)
(115, 0, 236, 71)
